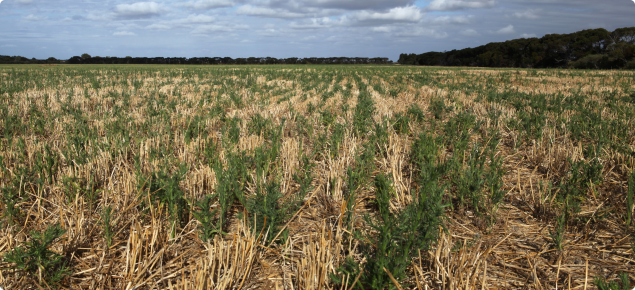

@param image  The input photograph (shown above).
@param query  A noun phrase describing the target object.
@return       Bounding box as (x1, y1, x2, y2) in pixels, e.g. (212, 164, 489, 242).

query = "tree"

(80, 53, 92, 59)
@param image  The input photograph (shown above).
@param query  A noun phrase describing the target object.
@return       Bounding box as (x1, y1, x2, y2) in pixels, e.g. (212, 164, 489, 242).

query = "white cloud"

(289, 17, 338, 29)
(191, 24, 248, 34)
(143, 14, 215, 31)
(372, 26, 391, 33)
(179, 14, 216, 23)
(427, 0, 495, 11)
(520, 33, 537, 38)
(115, 2, 163, 18)
(288, 6, 422, 28)
(15, 0, 33, 4)
(236, 5, 307, 18)
(258, 28, 285, 37)
(109, 22, 143, 30)
(113, 31, 137, 36)
(426, 15, 473, 25)
(460, 28, 480, 36)
(146, 23, 172, 30)
(396, 27, 448, 38)
(513, 10, 539, 19)
(86, 13, 111, 21)
(349, 6, 423, 23)
(305, 0, 412, 10)
(177, 0, 234, 10)
(494, 24, 515, 34)
(23, 14, 47, 21)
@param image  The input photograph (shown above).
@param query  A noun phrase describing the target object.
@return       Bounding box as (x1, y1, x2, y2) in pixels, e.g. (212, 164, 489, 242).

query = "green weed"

(137, 164, 189, 238)
(594, 273, 631, 290)
(627, 171, 635, 226)
(0, 186, 22, 229)
(353, 91, 375, 136)
(2, 223, 71, 287)
(347, 173, 445, 289)
(100, 206, 114, 248)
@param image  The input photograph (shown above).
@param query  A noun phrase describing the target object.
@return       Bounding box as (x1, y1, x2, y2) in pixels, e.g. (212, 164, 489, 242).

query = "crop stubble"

(0, 65, 634, 289)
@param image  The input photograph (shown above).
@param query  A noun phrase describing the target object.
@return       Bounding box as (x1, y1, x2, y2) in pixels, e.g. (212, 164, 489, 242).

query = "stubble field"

(0, 64, 634, 289)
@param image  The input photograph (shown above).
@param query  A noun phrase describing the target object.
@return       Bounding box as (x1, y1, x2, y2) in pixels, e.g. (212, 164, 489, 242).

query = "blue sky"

(0, 0, 634, 61)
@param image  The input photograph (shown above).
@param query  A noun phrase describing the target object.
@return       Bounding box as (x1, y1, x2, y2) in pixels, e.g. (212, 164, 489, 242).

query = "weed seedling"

(351, 173, 445, 289)
(191, 194, 221, 242)
(549, 210, 567, 250)
(247, 179, 298, 244)
(627, 172, 635, 226)
(100, 206, 114, 248)
(137, 164, 189, 238)
(2, 223, 71, 287)
(594, 273, 631, 290)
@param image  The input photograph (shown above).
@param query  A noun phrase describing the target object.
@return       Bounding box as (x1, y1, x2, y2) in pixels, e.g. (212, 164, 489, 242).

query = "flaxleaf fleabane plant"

(100, 206, 114, 248)
(2, 223, 71, 287)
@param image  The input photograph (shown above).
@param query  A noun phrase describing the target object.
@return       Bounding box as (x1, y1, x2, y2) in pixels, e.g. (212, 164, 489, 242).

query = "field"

(0, 64, 634, 289)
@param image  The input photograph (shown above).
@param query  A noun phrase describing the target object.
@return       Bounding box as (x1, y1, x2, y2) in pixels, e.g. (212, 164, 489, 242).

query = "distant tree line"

(0, 56, 63, 64)
(0, 54, 392, 65)
(399, 27, 635, 69)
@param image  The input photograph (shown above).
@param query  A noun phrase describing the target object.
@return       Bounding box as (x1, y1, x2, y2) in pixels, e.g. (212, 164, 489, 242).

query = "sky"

(0, 0, 634, 61)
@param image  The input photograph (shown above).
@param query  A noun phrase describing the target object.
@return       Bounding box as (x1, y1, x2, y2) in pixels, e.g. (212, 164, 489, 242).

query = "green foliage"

(351, 173, 445, 289)
(0, 185, 22, 229)
(454, 143, 488, 213)
(184, 115, 204, 144)
(341, 143, 377, 233)
(210, 151, 248, 235)
(320, 109, 336, 126)
(549, 210, 567, 250)
(570, 54, 609, 69)
(191, 194, 221, 242)
(330, 256, 362, 288)
(399, 27, 634, 69)
(594, 273, 631, 290)
(406, 104, 426, 123)
(248, 113, 272, 136)
(329, 123, 346, 157)
(410, 131, 446, 183)
(293, 155, 315, 199)
(430, 97, 448, 120)
(353, 91, 375, 136)
(33, 145, 59, 185)
(557, 158, 603, 218)
(443, 111, 477, 150)
(391, 112, 410, 134)
(247, 179, 300, 244)
(100, 206, 114, 247)
(2, 223, 71, 287)
(371, 120, 390, 158)
(137, 164, 189, 237)
(626, 171, 634, 226)
(61, 174, 100, 208)
(224, 116, 242, 145)
(486, 131, 505, 209)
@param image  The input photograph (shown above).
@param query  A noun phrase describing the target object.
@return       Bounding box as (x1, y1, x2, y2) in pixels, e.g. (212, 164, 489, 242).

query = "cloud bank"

(0, 0, 633, 60)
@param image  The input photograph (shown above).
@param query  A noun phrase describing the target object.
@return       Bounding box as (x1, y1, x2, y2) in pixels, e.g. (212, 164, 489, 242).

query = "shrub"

(570, 54, 608, 69)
